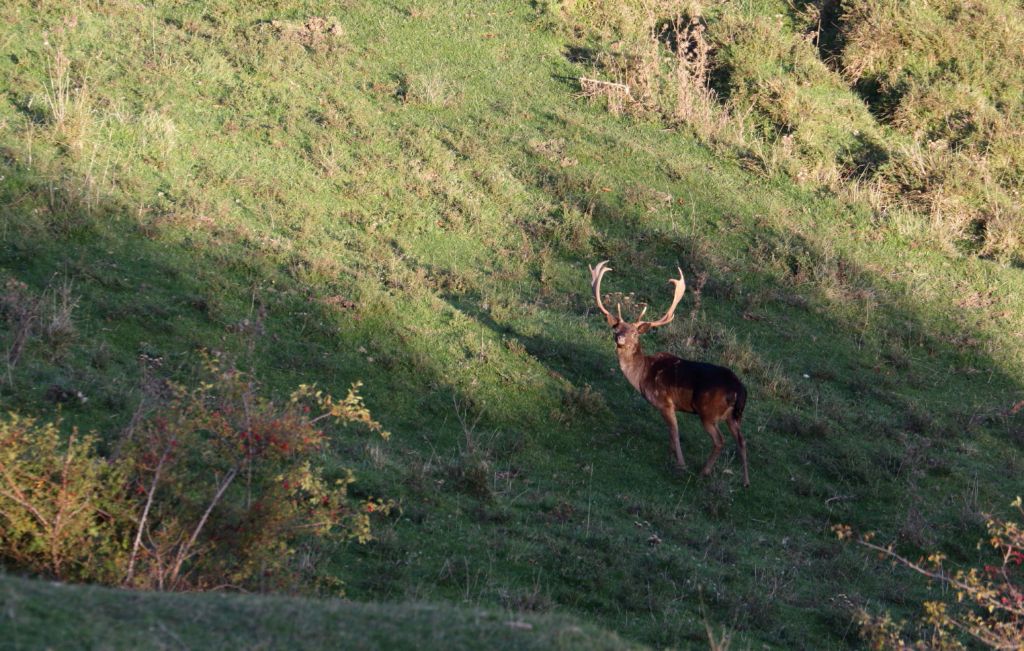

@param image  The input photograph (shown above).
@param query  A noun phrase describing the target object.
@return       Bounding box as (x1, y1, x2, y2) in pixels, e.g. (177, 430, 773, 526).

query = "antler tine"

(640, 267, 686, 329)
(589, 260, 619, 326)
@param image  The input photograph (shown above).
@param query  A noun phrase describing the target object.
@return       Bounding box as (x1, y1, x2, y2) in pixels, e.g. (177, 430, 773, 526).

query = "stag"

(589, 261, 749, 486)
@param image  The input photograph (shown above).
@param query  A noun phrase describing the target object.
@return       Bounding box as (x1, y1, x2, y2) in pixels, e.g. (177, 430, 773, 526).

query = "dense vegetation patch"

(0, 357, 389, 592)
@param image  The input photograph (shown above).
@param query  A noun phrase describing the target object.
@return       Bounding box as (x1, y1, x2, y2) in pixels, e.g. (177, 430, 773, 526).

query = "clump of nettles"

(0, 355, 392, 594)
(835, 497, 1024, 649)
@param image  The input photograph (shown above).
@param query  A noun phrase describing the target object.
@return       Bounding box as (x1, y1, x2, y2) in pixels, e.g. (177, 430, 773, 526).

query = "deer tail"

(730, 384, 747, 423)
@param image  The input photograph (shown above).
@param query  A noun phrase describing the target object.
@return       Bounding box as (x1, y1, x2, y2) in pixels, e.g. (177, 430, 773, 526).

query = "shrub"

(0, 355, 392, 594)
(836, 498, 1024, 649)
(0, 414, 130, 583)
(122, 354, 393, 592)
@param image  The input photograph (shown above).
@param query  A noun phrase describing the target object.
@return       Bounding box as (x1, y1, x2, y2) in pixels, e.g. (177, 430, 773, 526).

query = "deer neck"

(616, 342, 650, 393)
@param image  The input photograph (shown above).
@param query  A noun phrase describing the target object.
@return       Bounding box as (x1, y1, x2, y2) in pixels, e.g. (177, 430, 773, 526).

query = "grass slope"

(0, 573, 642, 651)
(1, 0, 1023, 648)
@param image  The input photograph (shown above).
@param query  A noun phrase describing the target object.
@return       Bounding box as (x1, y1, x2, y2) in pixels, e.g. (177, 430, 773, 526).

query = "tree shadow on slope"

(0, 154, 509, 460)
(0, 148, 618, 605)
(406, 147, 1024, 645)
(5, 122, 1024, 648)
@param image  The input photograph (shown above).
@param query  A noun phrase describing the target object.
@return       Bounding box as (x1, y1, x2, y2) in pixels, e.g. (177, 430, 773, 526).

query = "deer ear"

(636, 322, 652, 334)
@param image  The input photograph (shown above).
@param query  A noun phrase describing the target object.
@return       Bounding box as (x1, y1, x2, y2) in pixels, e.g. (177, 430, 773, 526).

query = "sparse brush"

(703, 600, 735, 651)
(406, 69, 461, 107)
(0, 275, 79, 373)
(1, 278, 42, 381)
(44, 48, 72, 128)
(42, 47, 91, 149)
(449, 395, 499, 500)
(573, 1, 744, 146)
(41, 276, 78, 358)
(579, 76, 636, 117)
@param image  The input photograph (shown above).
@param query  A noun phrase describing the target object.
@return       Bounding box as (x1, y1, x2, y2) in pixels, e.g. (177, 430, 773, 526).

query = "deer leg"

(659, 407, 686, 469)
(700, 419, 725, 477)
(727, 417, 750, 487)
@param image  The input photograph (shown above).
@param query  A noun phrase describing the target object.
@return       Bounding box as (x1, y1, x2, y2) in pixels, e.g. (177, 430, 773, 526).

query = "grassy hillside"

(2, 0, 1023, 648)
(559, 0, 1024, 260)
(0, 572, 642, 651)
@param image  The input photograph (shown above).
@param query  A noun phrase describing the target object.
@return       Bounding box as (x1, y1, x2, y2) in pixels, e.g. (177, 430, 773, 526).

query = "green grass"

(0, 572, 642, 651)
(2, 0, 1024, 648)
(562, 0, 1024, 259)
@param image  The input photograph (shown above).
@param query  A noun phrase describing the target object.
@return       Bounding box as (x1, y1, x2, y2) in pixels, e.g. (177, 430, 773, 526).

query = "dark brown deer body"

(591, 261, 749, 486)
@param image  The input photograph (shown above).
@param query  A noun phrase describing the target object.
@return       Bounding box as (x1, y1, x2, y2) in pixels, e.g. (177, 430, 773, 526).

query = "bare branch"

(125, 446, 171, 585)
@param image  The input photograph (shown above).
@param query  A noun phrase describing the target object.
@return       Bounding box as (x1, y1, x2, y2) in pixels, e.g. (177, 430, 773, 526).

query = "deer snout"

(615, 333, 627, 347)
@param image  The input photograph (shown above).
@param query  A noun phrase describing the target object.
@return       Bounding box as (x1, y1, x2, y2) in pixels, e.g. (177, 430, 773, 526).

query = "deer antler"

(638, 267, 686, 329)
(589, 260, 619, 326)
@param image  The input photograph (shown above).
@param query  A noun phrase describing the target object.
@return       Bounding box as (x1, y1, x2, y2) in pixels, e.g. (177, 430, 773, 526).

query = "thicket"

(554, 0, 1024, 261)
(0, 354, 392, 593)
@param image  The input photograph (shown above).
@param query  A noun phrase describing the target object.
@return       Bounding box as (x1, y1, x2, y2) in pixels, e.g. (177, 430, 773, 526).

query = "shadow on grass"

(418, 137, 1024, 579)
(0, 155, 472, 449)
(3, 114, 1024, 650)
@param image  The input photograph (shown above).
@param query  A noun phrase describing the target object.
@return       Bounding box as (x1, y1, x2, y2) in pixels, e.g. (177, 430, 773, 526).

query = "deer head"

(589, 260, 686, 350)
